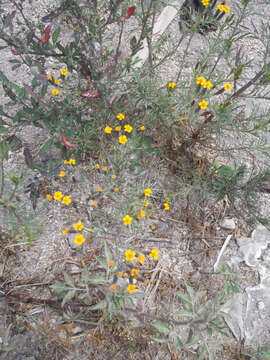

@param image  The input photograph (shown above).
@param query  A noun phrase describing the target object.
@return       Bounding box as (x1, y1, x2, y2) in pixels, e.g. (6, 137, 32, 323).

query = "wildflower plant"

(0, 0, 270, 358)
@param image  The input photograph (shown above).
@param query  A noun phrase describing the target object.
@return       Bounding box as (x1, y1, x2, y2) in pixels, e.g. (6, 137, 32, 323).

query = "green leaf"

(186, 335, 199, 346)
(32, 78, 37, 88)
(50, 281, 68, 295)
(146, 148, 161, 153)
(39, 139, 53, 154)
(176, 291, 192, 304)
(64, 272, 74, 287)
(173, 336, 183, 349)
(185, 284, 195, 298)
(139, 135, 153, 148)
(89, 299, 107, 310)
(104, 240, 112, 264)
(52, 27, 60, 43)
(152, 321, 170, 335)
(125, 296, 136, 309)
(87, 275, 106, 284)
(81, 267, 89, 283)
(0, 140, 9, 159)
(96, 256, 107, 269)
(62, 289, 76, 306)
(174, 309, 193, 317)
(41, 84, 48, 97)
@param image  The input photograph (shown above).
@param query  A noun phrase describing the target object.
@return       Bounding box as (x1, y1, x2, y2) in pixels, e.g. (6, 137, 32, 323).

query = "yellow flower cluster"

(52, 191, 71, 206)
(168, 82, 176, 89)
(198, 100, 208, 110)
(64, 158, 75, 165)
(201, 0, 210, 6)
(217, 4, 230, 12)
(196, 76, 213, 89)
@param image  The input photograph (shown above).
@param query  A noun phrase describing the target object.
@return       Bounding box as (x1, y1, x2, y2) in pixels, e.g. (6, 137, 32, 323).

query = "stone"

(220, 218, 236, 230)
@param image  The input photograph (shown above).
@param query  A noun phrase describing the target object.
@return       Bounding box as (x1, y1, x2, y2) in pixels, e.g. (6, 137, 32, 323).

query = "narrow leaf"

(174, 309, 193, 317)
(61, 289, 76, 306)
(39, 139, 53, 154)
(152, 321, 170, 335)
(64, 272, 74, 287)
(89, 299, 107, 310)
(52, 27, 60, 43)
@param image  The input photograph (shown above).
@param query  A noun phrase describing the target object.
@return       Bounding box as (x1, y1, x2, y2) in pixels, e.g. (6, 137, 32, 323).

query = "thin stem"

(176, 33, 194, 83)
(0, 159, 4, 198)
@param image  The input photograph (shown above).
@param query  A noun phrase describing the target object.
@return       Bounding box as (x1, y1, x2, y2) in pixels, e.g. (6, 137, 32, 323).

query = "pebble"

(220, 218, 236, 231)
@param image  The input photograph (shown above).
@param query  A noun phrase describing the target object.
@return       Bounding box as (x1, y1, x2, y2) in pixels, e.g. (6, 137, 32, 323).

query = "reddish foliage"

(61, 133, 78, 148)
(41, 25, 51, 46)
(81, 89, 100, 98)
(11, 50, 20, 55)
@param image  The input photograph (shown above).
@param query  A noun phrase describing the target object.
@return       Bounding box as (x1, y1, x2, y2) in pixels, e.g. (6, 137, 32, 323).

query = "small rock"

(72, 326, 83, 335)
(220, 218, 235, 230)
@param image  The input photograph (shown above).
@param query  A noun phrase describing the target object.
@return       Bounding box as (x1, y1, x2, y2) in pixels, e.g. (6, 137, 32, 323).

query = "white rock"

(220, 218, 236, 230)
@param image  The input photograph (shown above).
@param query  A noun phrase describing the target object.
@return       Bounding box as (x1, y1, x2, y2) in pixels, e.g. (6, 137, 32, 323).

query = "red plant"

(120, 6, 136, 20)
(61, 133, 78, 148)
(11, 49, 20, 55)
(41, 25, 51, 46)
(81, 89, 100, 98)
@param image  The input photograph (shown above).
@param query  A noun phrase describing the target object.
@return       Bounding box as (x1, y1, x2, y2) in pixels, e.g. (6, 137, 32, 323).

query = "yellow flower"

(203, 81, 213, 89)
(54, 79, 60, 85)
(123, 215, 132, 225)
(137, 253, 145, 264)
(171, 106, 176, 110)
(64, 160, 69, 164)
(59, 170, 66, 177)
(127, 284, 136, 294)
(111, 174, 117, 179)
(52, 89, 59, 95)
(74, 234, 85, 246)
(196, 76, 206, 86)
(46, 75, 51, 80)
(116, 113, 125, 120)
(98, 186, 102, 192)
(62, 228, 69, 235)
(168, 82, 176, 89)
(69, 158, 76, 165)
(224, 83, 232, 91)
(140, 126, 145, 131)
(73, 221, 84, 231)
(199, 100, 208, 110)
(124, 124, 133, 133)
(130, 268, 139, 278)
(105, 126, 112, 134)
(94, 164, 100, 169)
(115, 125, 121, 131)
(125, 249, 136, 262)
(50, 73, 54, 78)
(144, 201, 149, 207)
(102, 166, 108, 172)
(62, 196, 71, 205)
(92, 201, 98, 207)
(117, 272, 123, 277)
(114, 187, 119, 192)
(149, 248, 159, 261)
(223, 5, 230, 12)
(202, 0, 209, 5)
(164, 202, 170, 210)
(119, 135, 128, 144)
(109, 260, 114, 267)
(139, 209, 146, 217)
(46, 194, 52, 201)
(110, 284, 117, 291)
(60, 68, 68, 76)
(217, 4, 224, 11)
(54, 191, 63, 200)
(144, 188, 152, 197)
